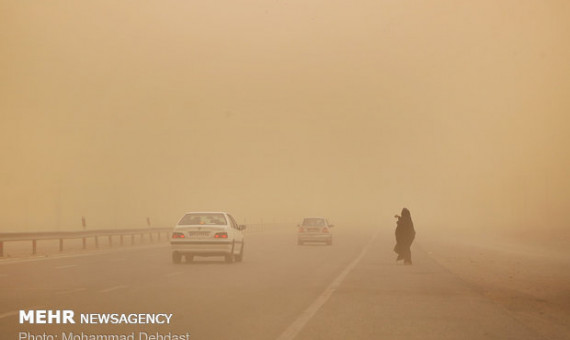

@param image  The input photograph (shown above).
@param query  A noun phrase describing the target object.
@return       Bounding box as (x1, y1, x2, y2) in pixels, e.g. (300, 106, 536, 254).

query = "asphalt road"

(1, 225, 568, 340)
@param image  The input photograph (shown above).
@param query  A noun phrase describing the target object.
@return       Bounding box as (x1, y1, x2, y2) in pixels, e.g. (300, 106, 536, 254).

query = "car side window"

(228, 214, 238, 229)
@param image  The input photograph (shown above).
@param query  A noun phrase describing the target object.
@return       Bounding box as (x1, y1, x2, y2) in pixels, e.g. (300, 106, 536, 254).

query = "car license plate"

(188, 231, 210, 237)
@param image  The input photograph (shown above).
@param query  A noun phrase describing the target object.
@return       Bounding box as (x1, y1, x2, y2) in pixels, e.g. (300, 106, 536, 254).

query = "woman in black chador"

(394, 208, 416, 265)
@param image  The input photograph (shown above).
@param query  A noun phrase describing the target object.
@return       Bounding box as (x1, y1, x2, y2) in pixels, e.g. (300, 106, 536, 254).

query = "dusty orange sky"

(1, 1, 569, 232)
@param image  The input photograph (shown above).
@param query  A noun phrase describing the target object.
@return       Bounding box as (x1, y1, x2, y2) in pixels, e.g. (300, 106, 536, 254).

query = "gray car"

(297, 217, 333, 245)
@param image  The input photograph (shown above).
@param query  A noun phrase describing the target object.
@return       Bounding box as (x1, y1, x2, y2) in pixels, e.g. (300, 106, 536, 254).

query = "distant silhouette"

(394, 208, 416, 265)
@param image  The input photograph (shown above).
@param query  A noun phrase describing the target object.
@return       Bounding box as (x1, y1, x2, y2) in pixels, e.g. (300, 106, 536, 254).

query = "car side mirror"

(329, 225, 335, 228)
(238, 224, 247, 231)
(297, 224, 300, 227)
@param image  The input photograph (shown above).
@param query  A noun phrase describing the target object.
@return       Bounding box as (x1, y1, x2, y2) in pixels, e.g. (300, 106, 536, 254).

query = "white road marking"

(0, 243, 168, 266)
(99, 285, 128, 293)
(56, 288, 87, 295)
(276, 229, 381, 340)
(55, 265, 78, 269)
(0, 311, 18, 320)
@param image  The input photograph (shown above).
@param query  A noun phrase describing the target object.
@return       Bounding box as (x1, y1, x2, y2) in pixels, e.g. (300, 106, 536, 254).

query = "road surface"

(1, 225, 568, 339)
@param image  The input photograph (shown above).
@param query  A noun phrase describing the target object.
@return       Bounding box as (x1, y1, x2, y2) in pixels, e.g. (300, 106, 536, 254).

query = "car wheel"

(172, 252, 182, 264)
(185, 254, 194, 263)
(235, 243, 244, 262)
(225, 242, 235, 263)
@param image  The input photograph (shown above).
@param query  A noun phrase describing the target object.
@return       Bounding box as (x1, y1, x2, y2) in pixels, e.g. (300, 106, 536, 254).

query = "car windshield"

(178, 213, 227, 225)
(302, 218, 325, 227)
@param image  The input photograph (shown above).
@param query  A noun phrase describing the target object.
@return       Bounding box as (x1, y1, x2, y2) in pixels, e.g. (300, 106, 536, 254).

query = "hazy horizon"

(1, 0, 569, 234)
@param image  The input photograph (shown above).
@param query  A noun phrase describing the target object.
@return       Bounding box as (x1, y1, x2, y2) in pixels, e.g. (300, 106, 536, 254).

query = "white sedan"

(170, 212, 246, 263)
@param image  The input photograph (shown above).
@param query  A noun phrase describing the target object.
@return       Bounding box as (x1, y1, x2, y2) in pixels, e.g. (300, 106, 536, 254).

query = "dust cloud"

(1, 1, 569, 243)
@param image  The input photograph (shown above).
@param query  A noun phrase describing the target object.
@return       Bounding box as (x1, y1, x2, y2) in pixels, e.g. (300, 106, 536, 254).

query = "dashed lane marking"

(56, 287, 88, 295)
(0, 311, 18, 320)
(55, 265, 78, 269)
(99, 285, 129, 293)
(0, 243, 168, 266)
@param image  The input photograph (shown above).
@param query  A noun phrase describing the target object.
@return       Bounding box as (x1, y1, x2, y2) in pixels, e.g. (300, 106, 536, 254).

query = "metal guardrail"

(0, 223, 292, 257)
(244, 223, 291, 233)
(0, 228, 172, 257)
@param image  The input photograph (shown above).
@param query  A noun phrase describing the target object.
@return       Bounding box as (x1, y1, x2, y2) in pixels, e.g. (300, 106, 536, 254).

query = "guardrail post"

(0, 228, 172, 257)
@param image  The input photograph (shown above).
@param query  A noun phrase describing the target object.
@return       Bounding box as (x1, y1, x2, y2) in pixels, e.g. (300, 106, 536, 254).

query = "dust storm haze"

(2, 0, 570, 235)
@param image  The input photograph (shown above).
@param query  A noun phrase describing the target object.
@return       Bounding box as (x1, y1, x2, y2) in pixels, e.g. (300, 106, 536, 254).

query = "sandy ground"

(418, 228, 570, 340)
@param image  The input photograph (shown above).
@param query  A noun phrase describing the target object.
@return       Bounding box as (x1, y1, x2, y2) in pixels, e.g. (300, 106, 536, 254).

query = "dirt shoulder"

(418, 229, 570, 340)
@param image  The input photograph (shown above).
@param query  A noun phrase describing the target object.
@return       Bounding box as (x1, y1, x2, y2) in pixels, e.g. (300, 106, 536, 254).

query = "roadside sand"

(419, 228, 570, 339)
